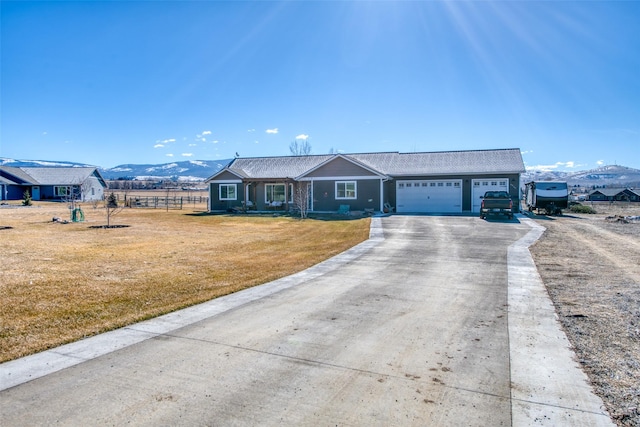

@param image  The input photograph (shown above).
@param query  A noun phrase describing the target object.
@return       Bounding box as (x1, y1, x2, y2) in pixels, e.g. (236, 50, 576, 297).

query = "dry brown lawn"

(529, 202, 640, 426)
(0, 202, 370, 363)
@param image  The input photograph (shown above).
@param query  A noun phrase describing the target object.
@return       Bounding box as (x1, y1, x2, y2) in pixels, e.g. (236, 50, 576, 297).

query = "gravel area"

(529, 203, 640, 426)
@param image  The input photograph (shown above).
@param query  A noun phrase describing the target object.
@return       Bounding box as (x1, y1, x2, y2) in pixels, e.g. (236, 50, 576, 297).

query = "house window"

(336, 181, 357, 199)
(219, 184, 237, 200)
(54, 186, 71, 197)
(265, 184, 286, 203)
(398, 183, 404, 189)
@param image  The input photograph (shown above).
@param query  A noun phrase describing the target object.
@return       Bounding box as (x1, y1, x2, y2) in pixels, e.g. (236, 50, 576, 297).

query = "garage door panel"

(472, 178, 508, 212)
(397, 180, 462, 213)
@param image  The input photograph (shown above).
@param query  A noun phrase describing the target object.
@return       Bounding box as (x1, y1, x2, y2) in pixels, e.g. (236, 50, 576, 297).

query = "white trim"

(209, 179, 242, 184)
(335, 181, 357, 200)
(298, 175, 381, 182)
(219, 183, 238, 201)
(295, 153, 387, 181)
(396, 179, 462, 213)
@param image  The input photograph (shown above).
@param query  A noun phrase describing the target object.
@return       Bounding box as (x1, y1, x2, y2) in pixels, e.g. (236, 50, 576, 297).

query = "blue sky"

(1, 1, 639, 171)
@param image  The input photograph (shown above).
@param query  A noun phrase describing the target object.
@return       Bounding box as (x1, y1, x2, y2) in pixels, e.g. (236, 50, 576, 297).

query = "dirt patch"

(529, 204, 640, 426)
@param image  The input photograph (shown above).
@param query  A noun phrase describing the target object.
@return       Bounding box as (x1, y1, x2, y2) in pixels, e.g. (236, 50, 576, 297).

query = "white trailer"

(525, 181, 569, 215)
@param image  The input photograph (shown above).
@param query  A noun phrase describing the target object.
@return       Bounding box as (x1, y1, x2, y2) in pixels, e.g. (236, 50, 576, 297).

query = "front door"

(32, 186, 40, 200)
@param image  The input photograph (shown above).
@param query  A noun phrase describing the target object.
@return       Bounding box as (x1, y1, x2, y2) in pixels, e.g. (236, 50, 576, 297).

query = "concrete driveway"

(0, 216, 613, 426)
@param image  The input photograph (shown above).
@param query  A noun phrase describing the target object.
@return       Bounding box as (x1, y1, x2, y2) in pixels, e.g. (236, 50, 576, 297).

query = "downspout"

(380, 176, 390, 213)
(379, 178, 384, 213)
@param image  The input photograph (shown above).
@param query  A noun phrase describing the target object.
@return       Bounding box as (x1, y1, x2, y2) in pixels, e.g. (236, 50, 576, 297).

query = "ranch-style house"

(206, 148, 525, 215)
(587, 188, 640, 202)
(0, 166, 107, 202)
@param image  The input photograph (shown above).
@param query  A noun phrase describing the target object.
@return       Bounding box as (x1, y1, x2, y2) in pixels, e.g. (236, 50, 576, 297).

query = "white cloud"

(202, 130, 212, 135)
(526, 161, 582, 172)
(181, 153, 193, 157)
(156, 138, 176, 144)
(166, 153, 174, 157)
(520, 150, 533, 155)
(596, 160, 604, 165)
(188, 143, 197, 147)
(296, 134, 309, 140)
(266, 128, 278, 134)
(154, 144, 164, 148)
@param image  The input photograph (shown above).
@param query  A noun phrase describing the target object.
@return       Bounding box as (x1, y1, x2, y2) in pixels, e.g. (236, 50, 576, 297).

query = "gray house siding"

(209, 182, 245, 211)
(311, 179, 381, 212)
(0, 167, 106, 202)
(305, 157, 378, 178)
(205, 149, 525, 214)
(383, 173, 521, 212)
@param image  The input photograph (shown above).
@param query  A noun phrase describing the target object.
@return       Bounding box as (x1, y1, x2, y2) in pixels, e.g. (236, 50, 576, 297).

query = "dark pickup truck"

(480, 191, 514, 220)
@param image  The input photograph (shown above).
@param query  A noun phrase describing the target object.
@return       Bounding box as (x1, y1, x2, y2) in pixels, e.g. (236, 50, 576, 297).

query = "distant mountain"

(0, 158, 96, 168)
(0, 157, 233, 182)
(2, 157, 639, 187)
(522, 165, 640, 188)
(100, 159, 233, 181)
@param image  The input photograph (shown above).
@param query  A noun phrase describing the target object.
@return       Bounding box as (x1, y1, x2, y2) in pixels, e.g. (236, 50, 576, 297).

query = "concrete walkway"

(0, 215, 613, 426)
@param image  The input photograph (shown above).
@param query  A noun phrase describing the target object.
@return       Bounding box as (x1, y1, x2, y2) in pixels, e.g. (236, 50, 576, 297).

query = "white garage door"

(396, 179, 462, 213)
(472, 178, 509, 213)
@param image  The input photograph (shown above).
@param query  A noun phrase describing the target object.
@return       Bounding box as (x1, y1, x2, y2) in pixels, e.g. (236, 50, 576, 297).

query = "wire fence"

(117, 195, 209, 210)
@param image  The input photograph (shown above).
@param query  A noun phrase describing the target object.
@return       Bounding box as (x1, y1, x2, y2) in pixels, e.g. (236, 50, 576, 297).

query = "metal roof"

(225, 155, 334, 179)
(0, 167, 38, 184)
(350, 149, 525, 176)
(589, 188, 639, 197)
(0, 166, 105, 186)
(208, 148, 525, 181)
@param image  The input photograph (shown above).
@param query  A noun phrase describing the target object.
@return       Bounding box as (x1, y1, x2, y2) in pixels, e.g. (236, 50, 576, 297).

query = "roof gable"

(0, 167, 106, 187)
(297, 154, 386, 179)
(205, 149, 525, 182)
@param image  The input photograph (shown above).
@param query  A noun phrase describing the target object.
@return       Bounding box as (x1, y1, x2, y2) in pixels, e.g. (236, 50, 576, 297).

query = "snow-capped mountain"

(101, 159, 232, 181)
(2, 157, 638, 186)
(0, 158, 97, 168)
(0, 158, 232, 181)
(521, 165, 640, 187)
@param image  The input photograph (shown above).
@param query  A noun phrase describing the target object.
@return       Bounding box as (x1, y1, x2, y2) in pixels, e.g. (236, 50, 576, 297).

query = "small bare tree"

(292, 181, 311, 219)
(105, 192, 124, 227)
(289, 139, 312, 156)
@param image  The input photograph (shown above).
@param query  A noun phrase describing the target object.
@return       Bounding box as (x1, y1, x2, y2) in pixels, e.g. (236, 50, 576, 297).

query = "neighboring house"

(0, 167, 107, 202)
(587, 188, 640, 202)
(205, 148, 525, 214)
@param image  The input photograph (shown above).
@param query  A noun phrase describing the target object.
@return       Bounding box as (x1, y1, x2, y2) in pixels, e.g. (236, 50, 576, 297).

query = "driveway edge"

(0, 218, 384, 391)
(508, 215, 614, 426)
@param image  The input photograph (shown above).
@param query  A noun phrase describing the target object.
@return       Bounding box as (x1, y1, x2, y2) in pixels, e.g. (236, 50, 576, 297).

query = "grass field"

(0, 202, 371, 363)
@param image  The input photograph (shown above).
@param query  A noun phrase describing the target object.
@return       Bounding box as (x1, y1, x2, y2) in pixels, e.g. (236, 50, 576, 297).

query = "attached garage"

(396, 179, 462, 213)
(471, 178, 509, 213)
